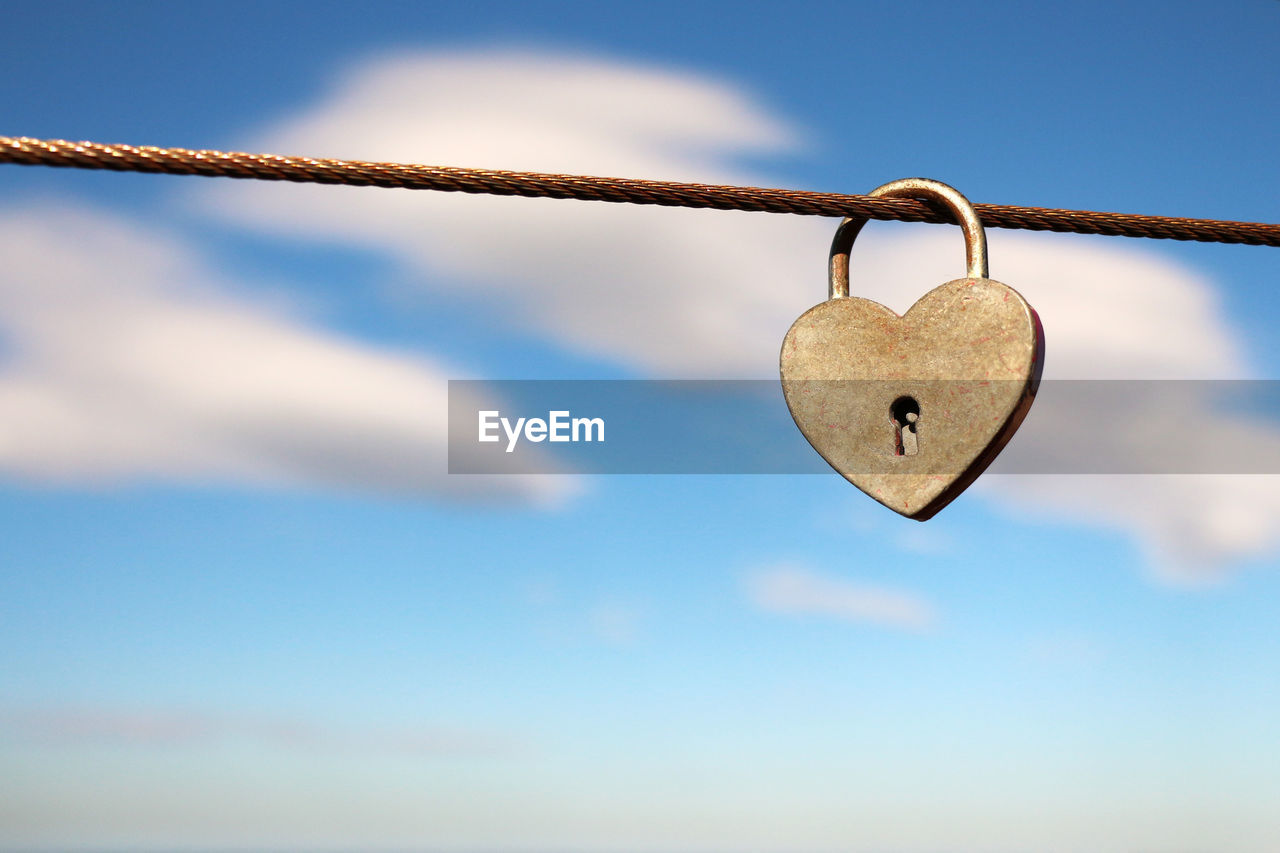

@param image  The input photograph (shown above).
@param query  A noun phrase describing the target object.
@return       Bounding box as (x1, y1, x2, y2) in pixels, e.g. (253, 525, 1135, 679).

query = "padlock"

(780, 178, 1044, 520)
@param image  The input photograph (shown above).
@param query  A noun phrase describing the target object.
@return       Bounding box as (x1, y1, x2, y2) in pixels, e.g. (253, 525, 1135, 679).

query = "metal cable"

(2, 135, 1277, 247)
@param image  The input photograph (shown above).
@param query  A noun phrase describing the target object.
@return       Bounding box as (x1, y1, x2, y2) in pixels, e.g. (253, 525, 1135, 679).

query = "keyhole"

(891, 396, 920, 457)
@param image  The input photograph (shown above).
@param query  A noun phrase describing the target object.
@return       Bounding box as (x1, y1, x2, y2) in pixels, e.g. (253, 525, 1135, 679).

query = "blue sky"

(1, 2, 1278, 851)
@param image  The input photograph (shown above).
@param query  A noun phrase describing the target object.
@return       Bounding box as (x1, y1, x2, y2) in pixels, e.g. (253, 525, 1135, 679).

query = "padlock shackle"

(829, 178, 989, 299)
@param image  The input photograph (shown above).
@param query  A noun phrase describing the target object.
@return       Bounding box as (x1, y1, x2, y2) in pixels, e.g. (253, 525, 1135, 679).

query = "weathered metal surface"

(780, 179, 1044, 520)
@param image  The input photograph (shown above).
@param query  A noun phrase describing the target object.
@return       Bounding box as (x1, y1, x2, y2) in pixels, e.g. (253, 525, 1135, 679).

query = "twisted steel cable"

(2, 136, 1277, 247)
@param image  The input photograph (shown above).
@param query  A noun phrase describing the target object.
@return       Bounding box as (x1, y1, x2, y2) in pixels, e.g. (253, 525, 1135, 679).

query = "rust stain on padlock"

(780, 179, 1044, 520)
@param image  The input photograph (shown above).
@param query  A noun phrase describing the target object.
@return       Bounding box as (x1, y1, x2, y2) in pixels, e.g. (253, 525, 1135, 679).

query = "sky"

(0, 2, 1278, 852)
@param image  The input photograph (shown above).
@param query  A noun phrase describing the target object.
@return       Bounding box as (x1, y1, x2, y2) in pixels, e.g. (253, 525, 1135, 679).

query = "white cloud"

(187, 47, 1278, 577)
(979, 474, 1280, 585)
(0, 201, 574, 504)
(747, 565, 936, 631)
(846, 226, 1247, 380)
(247, 48, 798, 178)
(197, 49, 822, 378)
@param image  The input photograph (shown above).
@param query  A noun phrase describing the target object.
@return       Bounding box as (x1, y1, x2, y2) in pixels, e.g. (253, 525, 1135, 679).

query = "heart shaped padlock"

(780, 178, 1044, 520)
